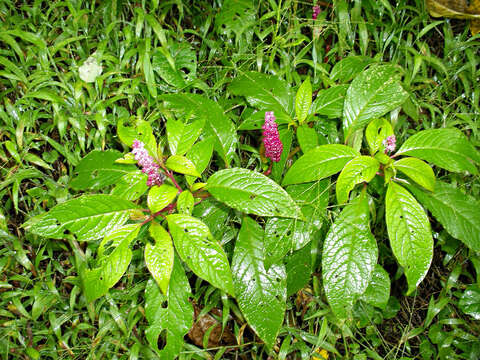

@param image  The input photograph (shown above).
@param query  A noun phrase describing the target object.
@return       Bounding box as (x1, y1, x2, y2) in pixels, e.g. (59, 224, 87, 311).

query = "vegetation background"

(1, 0, 479, 359)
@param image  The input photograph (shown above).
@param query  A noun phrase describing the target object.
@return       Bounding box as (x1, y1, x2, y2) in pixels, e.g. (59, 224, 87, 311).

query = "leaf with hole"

(146, 222, 174, 295)
(386, 182, 433, 294)
(365, 118, 394, 155)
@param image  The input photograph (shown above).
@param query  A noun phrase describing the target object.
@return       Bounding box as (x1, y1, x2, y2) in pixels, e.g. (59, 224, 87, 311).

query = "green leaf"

(145, 260, 193, 359)
(408, 181, 480, 252)
(295, 77, 312, 123)
(386, 182, 433, 294)
(146, 222, 174, 294)
(322, 196, 377, 320)
(147, 184, 178, 213)
(166, 118, 204, 156)
(330, 56, 374, 83)
(232, 217, 286, 350)
(111, 171, 149, 201)
(83, 225, 139, 302)
(70, 150, 135, 191)
(360, 264, 390, 310)
(285, 243, 312, 296)
(336, 156, 380, 204)
(395, 128, 480, 174)
(365, 118, 394, 155)
(207, 168, 303, 219)
(165, 155, 201, 177)
(394, 157, 435, 191)
(144, 48, 157, 98)
(167, 214, 234, 295)
(229, 72, 294, 122)
(264, 180, 329, 269)
(152, 43, 196, 88)
(97, 224, 140, 258)
(343, 64, 408, 140)
(27, 195, 139, 241)
(458, 285, 480, 320)
(271, 128, 294, 183)
(161, 94, 236, 166)
(192, 198, 231, 242)
(312, 85, 348, 119)
(185, 137, 214, 185)
(177, 190, 194, 215)
(282, 144, 359, 186)
(296, 124, 318, 154)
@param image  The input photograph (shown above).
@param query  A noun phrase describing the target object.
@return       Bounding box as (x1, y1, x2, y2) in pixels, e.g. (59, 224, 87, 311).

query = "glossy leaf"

(165, 155, 201, 177)
(177, 190, 194, 215)
(312, 85, 348, 118)
(343, 65, 408, 139)
(336, 156, 380, 204)
(365, 118, 394, 155)
(283, 144, 360, 186)
(361, 264, 390, 310)
(408, 181, 480, 251)
(185, 137, 214, 185)
(394, 157, 435, 191)
(458, 285, 480, 320)
(207, 168, 303, 219)
(232, 217, 286, 350)
(322, 196, 377, 319)
(285, 243, 312, 296)
(27, 195, 138, 241)
(161, 94, 236, 166)
(146, 222, 174, 294)
(386, 182, 433, 294)
(147, 184, 178, 213)
(295, 76, 312, 123)
(330, 56, 374, 83)
(145, 260, 193, 359)
(152, 43, 196, 88)
(166, 118, 204, 156)
(395, 128, 480, 174)
(167, 214, 234, 295)
(110, 171, 149, 201)
(70, 150, 135, 191)
(296, 124, 318, 154)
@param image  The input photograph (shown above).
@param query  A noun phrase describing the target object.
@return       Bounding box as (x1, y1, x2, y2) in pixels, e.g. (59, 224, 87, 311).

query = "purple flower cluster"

(383, 135, 396, 153)
(132, 140, 164, 186)
(262, 112, 283, 162)
(313, 5, 320, 20)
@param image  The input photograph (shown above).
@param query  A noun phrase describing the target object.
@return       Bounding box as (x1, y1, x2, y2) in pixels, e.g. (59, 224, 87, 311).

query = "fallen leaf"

(426, 0, 480, 34)
(79, 56, 102, 83)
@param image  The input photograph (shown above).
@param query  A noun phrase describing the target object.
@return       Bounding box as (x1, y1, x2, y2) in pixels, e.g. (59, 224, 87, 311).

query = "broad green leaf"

(360, 264, 390, 310)
(458, 285, 480, 320)
(229, 72, 294, 123)
(152, 43, 196, 88)
(161, 94, 236, 166)
(232, 217, 286, 350)
(27, 195, 139, 241)
(111, 171, 149, 201)
(271, 128, 293, 183)
(98, 224, 140, 258)
(295, 77, 312, 123)
(70, 150, 135, 191)
(185, 137, 214, 185)
(395, 128, 480, 174)
(165, 155, 201, 177)
(343, 65, 408, 140)
(166, 118, 204, 155)
(147, 184, 178, 213)
(336, 156, 380, 204)
(408, 181, 480, 252)
(144, 261, 193, 359)
(282, 144, 360, 186)
(192, 198, 231, 242)
(177, 190, 194, 215)
(264, 180, 329, 269)
(207, 168, 303, 219)
(83, 225, 139, 302)
(285, 243, 312, 296)
(312, 85, 348, 119)
(146, 222, 174, 294)
(167, 214, 234, 295)
(365, 118, 394, 155)
(296, 124, 318, 154)
(386, 182, 433, 294)
(215, 0, 256, 38)
(322, 196, 377, 320)
(330, 56, 374, 83)
(394, 157, 435, 191)
(117, 119, 157, 157)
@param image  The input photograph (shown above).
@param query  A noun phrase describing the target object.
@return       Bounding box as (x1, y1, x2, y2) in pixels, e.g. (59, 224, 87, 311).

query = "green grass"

(1, 0, 479, 359)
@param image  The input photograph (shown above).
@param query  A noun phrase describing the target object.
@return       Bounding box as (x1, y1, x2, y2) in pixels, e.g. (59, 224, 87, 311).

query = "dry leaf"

(312, 348, 329, 360)
(426, 0, 480, 34)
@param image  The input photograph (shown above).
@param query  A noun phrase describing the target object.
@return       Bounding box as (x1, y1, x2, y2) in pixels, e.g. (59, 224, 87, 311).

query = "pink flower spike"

(313, 5, 321, 20)
(262, 111, 283, 162)
(383, 135, 396, 153)
(132, 140, 164, 186)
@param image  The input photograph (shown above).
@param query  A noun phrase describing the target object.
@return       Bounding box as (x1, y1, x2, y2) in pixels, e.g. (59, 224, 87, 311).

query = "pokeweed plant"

(23, 61, 480, 358)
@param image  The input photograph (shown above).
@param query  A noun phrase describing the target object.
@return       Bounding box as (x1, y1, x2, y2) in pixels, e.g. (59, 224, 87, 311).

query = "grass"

(1, 0, 480, 359)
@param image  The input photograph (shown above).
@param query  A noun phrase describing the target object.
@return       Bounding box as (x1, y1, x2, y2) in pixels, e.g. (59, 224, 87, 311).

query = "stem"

(263, 162, 273, 176)
(160, 164, 183, 192)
